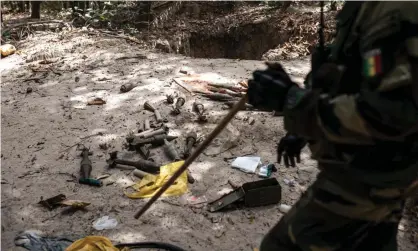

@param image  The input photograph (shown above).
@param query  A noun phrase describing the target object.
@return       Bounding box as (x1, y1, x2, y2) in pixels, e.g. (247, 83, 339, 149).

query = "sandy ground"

(1, 31, 417, 251)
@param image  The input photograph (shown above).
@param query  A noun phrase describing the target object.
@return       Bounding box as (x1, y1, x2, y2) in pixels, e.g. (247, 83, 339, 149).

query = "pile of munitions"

(111, 100, 203, 184)
(191, 82, 258, 111)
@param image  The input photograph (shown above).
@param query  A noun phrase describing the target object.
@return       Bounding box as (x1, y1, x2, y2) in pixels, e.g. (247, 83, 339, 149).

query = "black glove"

(248, 62, 296, 112)
(277, 133, 307, 167)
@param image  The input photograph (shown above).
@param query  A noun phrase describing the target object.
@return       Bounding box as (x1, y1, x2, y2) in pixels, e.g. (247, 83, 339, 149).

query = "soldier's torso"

(310, 2, 418, 188)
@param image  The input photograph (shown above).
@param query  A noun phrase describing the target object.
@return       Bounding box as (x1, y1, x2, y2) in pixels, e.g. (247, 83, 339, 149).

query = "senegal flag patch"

(363, 49, 382, 77)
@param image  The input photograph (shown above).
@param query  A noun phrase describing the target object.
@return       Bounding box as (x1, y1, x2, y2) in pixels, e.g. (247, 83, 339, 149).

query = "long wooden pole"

(134, 94, 248, 219)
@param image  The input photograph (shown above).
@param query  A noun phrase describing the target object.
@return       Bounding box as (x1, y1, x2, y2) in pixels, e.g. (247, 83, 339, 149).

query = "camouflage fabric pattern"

(262, 2, 418, 250)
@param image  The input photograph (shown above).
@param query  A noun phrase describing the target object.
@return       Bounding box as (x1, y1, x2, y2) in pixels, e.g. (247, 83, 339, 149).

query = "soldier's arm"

(284, 4, 418, 144)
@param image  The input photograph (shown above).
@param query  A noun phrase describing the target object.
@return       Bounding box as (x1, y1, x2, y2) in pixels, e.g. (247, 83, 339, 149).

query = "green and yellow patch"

(363, 49, 383, 77)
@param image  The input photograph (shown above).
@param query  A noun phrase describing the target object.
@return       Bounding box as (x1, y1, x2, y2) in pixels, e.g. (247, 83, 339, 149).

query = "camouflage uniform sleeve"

(284, 2, 418, 144)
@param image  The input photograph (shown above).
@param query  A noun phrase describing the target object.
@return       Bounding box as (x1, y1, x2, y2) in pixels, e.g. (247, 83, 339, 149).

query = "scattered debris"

(93, 216, 118, 230)
(14, 230, 73, 250)
(79, 148, 103, 187)
(164, 139, 195, 184)
(96, 174, 111, 180)
(183, 131, 197, 159)
(144, 101, 164, 122)
(107, 151, 160, 173)
(278, 204, 291, 213)
(208, 178, 281, 212)
(99, 143, 109, 150)
(283, 178, 296, 187)
(238, 80, 248, 89)
(173, 78, 194, 95)
(87, 98, 106, 106)
(39, 194, 67, 210)
(120, 83, 138, 93)
(130, 134, 177, 148)
(125, 160, 188, 199)
(116, 54, 148, 60)
(146, 119, 154, 129)
(192, 101, 208, 122)
(60, 199, 91, 209)
(201, 92, 236, 101)
(171, 97, 185, 115)
(223, 101, 253, 110)
(187, 195, 207, 205)
(207, 83, 246, 93)
(231, 156, 261, 174)
(140, 125, 169, 139)
(166, 94, 175, 104)
(228, 179, 239, 189)
(133, 169, 154, 179)
(23, 75, 47, 83)
(248, 117, 255, 125)
(258, 164, 277, 178)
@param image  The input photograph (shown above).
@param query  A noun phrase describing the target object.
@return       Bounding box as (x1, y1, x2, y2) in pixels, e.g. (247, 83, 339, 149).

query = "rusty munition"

(137, 144, 151, 160)
(144, 101, 156, 112)
(107, 151, 160, 173)
(163, 139, 181, 161)
(138, 121, 144, 133)
(171, 97, 185, 115)
(163, 139, 195, 184)
(207, 83, 246, 93)
(141, 126, 169, 138)
(144, 101, 164, 122)
(224, 101, 253, 110)
(192, 101, 207, 122)
(79, 148, 102, 187)
(132, 134, 178, 147)
(166, 94, 174, 104)
(183, 131, 197, 159)
(133, 125, 168, 139)
(154, 110, 163, 123)
(133, 169, 154, 178)
(120, 83, 138, 93)
(201, 92, 235, 101)
(144, 119, 151, 130)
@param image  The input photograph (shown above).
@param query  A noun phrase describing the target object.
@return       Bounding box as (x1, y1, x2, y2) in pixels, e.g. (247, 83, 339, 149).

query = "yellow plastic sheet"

(125, 160, 188, 199)
(65, 236, 128, 251)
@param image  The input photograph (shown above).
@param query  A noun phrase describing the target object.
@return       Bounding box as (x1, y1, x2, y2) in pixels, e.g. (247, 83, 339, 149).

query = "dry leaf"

(59, 199, 91, 209)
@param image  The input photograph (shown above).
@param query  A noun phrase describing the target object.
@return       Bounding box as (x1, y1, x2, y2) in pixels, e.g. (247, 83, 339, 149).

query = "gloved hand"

(248, 62, 296, 112)
(277, 133, 307, 167)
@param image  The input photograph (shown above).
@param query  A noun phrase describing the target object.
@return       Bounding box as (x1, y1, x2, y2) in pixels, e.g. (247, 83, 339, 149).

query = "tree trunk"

(18, 1, 25, 12)
(31, 1, 41, 19)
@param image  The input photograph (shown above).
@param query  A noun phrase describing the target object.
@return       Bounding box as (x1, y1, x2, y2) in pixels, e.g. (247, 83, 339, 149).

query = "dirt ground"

(1, 31, 417, 251)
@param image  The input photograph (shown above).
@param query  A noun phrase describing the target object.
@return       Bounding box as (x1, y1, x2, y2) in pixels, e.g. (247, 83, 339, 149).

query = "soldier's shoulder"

(360, 2, 418, 24)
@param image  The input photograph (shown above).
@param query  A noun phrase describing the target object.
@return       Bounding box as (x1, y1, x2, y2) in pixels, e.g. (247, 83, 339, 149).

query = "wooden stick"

(2, 20, 69, 33)
(172, 78, 194, 95)
(134, 94, 248, 219)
